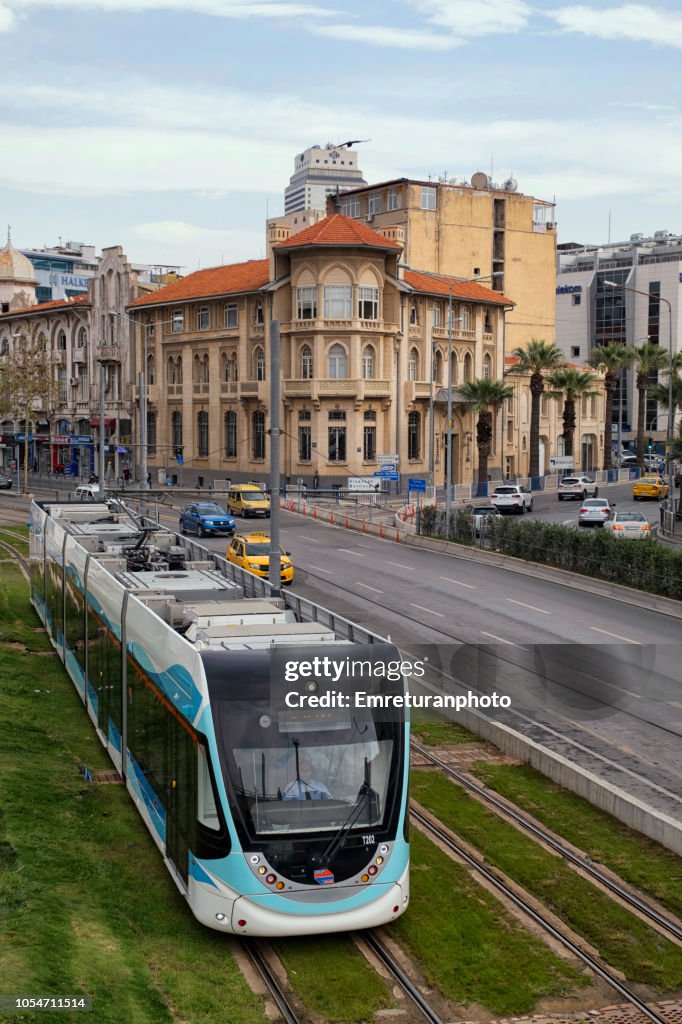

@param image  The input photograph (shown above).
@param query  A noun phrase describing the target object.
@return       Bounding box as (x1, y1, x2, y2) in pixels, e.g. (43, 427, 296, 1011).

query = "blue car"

(179, 501, 236, 537)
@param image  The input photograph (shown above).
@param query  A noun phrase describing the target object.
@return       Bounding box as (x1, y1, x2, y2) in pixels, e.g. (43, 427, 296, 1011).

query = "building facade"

(556, 231, 682, 448)
(284, 143, 367, 214)
(128, 214, 597, 486)
(329, 172, 557, 353)
(0, 247, 155, 476)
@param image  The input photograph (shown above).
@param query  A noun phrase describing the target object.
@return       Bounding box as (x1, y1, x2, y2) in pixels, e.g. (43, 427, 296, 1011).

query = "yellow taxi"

(632, 476, 669, 501)
(226, 532, 294, 585)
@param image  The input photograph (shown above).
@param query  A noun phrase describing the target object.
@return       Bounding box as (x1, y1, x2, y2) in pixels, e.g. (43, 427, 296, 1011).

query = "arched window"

(253, 346, 265, 381)
(176, 356, 183, 384)
(482, 353, 492, 379)
(409, 302, 418, 326)
(450, 352, 458, 384)
(328, 344, 347, 379)
(38, 333, 47, 352)
(0, 338, 8, 356)
(301, 345, 313, 379)
(224, 411, 237, 458)
(167, 356, 175, 384)
(432, 304, 441, 327)
(171, 410, 182, 449)
(197, 411, 209, 457)
(433, 350, 443, 384)
(147, 411, 157, 455)
(362, 345, 375, 380)
(461, 306, 471, 331)
(484, 309, 493, 334)
(252, 410, 265, 459)
(77, 327, 87, 348)
(146, 353, 155, 385)
(230, 353, 238, 382)
(463, 352, 473, 382)
(194, 354, 202, 383)
(202, 354, 209, 384)
(408, 348, 419, 381)
(57, 329, 66, 351)
(221, 353, 229, 382)
(408, 411, 421, 459)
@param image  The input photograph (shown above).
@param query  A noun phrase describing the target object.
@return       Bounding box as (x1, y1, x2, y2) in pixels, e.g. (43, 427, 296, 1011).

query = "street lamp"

(604, 281, 675, 514)
(400, 265, 504, 531)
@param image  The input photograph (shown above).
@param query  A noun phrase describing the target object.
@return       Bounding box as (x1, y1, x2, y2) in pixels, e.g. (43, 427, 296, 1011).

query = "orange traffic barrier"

(330, 513, 334, 524)
(313, 506, 317, 519)
(396, 528, 400, 543)
(362, 521, 367, 534)
(345, 516, 349, 528)
(379, 524, 384, 538)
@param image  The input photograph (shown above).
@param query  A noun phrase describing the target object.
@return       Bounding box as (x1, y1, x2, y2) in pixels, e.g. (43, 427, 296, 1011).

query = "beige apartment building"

(128, 213, 601, 486)
(331, 172, 557, 353)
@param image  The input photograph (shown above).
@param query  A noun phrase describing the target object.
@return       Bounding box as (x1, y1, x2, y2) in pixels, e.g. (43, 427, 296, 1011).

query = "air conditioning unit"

(69, 377, 78, 386)
(366, 214, 374, 223)
(546, 222, 555, 229)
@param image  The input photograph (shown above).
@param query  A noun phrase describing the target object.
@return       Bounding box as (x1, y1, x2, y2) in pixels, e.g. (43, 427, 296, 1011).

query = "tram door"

(165, 719, 195, 886)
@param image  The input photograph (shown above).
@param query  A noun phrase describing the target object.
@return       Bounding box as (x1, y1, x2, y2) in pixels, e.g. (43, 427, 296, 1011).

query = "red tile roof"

(0, 294, 90, 318)
(275, 213, 402, 250)
(129, 259, 270, 308)
(404, 269, 514, 306)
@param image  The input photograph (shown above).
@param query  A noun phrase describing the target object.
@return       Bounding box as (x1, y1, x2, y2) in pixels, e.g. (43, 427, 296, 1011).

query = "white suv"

(557, 475, 599, 501)
(490, 485, 533, 514)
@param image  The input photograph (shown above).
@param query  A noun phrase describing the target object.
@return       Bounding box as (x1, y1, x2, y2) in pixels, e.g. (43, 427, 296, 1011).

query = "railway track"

(412, 740, 682, 946)
(411, 805, 674, 1024)
(362, 932, 446, 1024)
(0, 530, 30, 574)
(241, 939, 303, 1024)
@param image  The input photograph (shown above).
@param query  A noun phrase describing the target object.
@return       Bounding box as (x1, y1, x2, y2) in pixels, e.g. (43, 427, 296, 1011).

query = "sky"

(2, 0, 682, 272)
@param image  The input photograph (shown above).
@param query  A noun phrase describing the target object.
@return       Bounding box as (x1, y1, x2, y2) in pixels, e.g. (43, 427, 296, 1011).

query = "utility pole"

(268, 319, 281, 594)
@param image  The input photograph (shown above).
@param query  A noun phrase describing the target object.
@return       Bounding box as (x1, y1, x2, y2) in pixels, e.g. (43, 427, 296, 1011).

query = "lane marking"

(590, 626, 641, 644)
(387, 561, 413, 570)
(298, 534, 322, 543)
(338, 548, 364, 557)
(410, 602, 445, 618)
(480, 631, 529, 650)
(506, 598, 551, 615)
(309, 564, 333, 574)
(439, 576, 475, 589)
(356, 582, 383, 594)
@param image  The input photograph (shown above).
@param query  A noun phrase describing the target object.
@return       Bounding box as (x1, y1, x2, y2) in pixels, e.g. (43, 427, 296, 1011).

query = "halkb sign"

(48, 272, 90, 291)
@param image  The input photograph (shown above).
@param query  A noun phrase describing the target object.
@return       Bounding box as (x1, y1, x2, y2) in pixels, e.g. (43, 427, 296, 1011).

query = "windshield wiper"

(319, 757, 377, 866)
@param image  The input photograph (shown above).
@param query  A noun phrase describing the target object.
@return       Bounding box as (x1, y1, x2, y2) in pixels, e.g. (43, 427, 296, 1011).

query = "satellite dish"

(503, 175, 518, 192)
(471, 171, 490, 190)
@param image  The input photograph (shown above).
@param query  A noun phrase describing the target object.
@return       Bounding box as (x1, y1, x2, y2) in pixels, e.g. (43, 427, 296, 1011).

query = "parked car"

(490, 485, 533, 514)
(0, 473, 12, 489)
(578, 498, 612, 527)
(179, 501, 236, 537)
(632, 476, 669, 501)
(603, 510, 651, 539)
(227, 484, 271, 518)
(557, 475, 599, 500)
(620, 454, 660, 471)
(226, 532, 293, 584)
(469, 504, 503, 535)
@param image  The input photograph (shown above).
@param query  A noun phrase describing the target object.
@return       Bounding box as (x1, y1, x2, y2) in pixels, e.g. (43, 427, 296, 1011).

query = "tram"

(29, 499, 409, 936)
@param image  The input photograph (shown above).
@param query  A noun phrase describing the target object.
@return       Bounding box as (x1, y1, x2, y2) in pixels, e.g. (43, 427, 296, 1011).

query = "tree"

(587, 343, 634, 470)
(630, 342, 669, 472)
(0, 326, 57, 494)
(458, 378, 514, 484)
(506, 339, 564, 478)
(546, 367, 599, 462)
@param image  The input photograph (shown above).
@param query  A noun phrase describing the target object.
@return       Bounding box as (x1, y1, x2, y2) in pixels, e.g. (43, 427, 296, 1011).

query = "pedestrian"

(32, 458, 38, 474)
(313, 471, 320, 489)
(122, 465, 131, 484)
(146, 472, 152, 488)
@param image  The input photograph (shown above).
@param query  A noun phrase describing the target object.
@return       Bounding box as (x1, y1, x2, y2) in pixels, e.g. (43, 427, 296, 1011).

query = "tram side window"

(46, 555, 63, 638)
(197, 745, 220, 830)
(100, 626, 122, 734)
(30, 535, 45, 608)
(64, 573, 85, 675)
(86, 603, 105, 704)
(128, 673, 167, 792)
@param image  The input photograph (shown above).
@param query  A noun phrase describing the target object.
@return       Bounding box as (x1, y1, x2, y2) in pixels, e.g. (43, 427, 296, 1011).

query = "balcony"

(284, 379, 313, 398)
(404, 380, 432, 404)
(132, 384, 159, 404)
(220, 382, 240, 396)
(98, 345, 120, 361)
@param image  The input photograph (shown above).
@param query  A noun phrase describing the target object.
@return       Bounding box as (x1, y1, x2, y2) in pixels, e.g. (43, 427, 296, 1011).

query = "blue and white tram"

(29, 500, 410, 935)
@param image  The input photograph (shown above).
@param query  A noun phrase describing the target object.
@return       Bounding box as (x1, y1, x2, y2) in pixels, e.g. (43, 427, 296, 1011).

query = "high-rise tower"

(284, 143, 367, 213)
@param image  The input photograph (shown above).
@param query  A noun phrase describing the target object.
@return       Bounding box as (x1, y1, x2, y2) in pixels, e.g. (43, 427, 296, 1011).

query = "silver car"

(470, 504, 503, 535)
(603, 510, 651, 540)
(578, 498, 611, 526)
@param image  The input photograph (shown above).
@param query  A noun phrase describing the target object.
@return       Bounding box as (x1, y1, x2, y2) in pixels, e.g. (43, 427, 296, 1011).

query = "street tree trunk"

(603, 371, 616, 471)
(563, 399, 576, 459)
(529, 373, 543, 478)
(476, 411, 493, 483)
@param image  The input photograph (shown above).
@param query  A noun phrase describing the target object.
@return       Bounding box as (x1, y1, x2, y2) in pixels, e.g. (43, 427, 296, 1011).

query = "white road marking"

(410, 602, 445, 618)
(309, 564, 333, 574)
(506, 598, 551, 615)
(298, 534, 322, 543)
(480, 631, 529, 650)
(338, 548, 364, 557)
(439, 576, 475, 589)
(590, 626, 641, 644)
(387, 561, 413, 570)
(356, 582, 383, 594)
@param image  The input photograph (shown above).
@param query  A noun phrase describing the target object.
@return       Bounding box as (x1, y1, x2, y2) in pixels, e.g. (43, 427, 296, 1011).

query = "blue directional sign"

(408, 478, 426, 492)
(176, 453, 184, 465)
(375, 469, 399, 481)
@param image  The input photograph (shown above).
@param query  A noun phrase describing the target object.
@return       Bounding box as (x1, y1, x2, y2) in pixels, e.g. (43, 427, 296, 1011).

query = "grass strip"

(0, 562, 266, 1024)
(411, 711, 474, 747)
(471, 762, 682, 921)
(412, 770, 682, 992)
(272, 935, 393, 1022)
(391, 830, 585, 1015)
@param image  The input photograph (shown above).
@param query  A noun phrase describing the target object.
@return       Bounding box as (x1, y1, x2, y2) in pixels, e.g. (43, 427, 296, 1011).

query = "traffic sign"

(375, 470, 399, 481)
(348, 477, 380, 491)
(408, 478, 426, 492)
(377, 454, 399, 465)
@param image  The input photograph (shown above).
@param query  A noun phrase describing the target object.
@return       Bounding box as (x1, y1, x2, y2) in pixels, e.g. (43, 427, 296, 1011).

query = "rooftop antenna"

(608, 210, 611, 244)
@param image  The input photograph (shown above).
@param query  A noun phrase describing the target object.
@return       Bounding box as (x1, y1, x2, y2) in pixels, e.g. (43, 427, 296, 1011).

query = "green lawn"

(0, 562, 267, 1024)
(471, 762, 682, 920)
(412, 771, 682, 992)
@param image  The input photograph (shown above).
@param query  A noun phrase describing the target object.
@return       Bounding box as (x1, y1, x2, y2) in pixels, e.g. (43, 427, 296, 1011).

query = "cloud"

(132, 220, 265, 265)
(308, 22, 461, 49)
(5, 0, 337, 21)
(0, 3, 15, 29)
(403, 0, 532, 37)
(548, 4, 682, 48)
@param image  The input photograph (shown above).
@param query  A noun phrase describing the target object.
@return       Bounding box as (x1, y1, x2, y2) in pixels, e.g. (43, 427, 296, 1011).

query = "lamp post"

(400, 265, 503, 530)
(604, 281, 675, 514)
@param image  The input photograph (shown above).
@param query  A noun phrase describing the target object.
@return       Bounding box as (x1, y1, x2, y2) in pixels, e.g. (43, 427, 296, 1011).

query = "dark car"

(0, 473, 12, 489)
(179, 501, 235, 537)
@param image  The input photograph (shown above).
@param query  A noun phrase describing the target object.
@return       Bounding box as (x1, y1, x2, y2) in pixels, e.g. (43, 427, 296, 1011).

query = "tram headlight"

(258, 866, 267, 875)
(379, 844, 388, 855)
(375, 856, 384, 865)
(249, 854, 260, 864)
(215, 913, 226, 921)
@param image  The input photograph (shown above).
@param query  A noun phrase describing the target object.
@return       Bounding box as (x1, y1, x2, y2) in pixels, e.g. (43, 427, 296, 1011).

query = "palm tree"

(587, 343, 634, 470)
(507, 339, 564, 477)
(630, 342, 669, 471)
(458, 378, 514, 484)
(546, 367, 599, 462)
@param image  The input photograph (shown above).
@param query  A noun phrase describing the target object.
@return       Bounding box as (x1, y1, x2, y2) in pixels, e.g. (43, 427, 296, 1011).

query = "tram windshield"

(215, 699, 400, 838)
